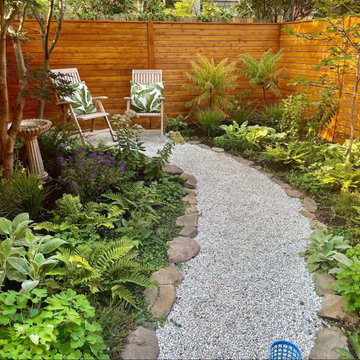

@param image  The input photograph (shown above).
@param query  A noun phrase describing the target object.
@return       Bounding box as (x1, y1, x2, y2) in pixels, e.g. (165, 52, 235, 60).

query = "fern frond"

(111, 285, 137, 308)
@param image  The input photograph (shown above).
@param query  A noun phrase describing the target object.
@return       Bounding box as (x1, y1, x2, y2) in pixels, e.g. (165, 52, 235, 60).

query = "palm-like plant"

(184, 55, 238, 115)
(240, 49, 284, 100)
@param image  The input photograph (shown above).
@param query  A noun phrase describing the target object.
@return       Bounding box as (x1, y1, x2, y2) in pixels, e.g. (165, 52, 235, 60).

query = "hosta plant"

(302, 229, 351, 273)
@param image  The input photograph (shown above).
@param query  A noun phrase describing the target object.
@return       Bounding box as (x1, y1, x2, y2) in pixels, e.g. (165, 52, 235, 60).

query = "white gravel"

(91, 133, 323, 359)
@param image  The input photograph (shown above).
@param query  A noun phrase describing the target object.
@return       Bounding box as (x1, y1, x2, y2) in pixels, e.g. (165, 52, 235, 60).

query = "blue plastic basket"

(270, 341, 303, 360)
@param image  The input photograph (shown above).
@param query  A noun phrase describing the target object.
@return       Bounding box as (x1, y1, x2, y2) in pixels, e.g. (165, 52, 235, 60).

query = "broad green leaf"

(39, 238, 66, 254)
(20, 280, 39, 294)
(8, 257, 30, 275)
(0, 218, 12, 235)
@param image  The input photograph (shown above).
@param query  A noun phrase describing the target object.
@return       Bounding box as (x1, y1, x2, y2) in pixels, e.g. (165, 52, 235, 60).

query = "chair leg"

(160, 101, 164, 142)
(104, 115, 116, 142)
(91, 119, 95, 132)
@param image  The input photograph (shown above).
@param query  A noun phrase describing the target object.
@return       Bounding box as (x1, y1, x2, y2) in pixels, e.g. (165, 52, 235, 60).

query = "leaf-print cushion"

(130, 81, 164, 113)
(60, 82, 96, 115)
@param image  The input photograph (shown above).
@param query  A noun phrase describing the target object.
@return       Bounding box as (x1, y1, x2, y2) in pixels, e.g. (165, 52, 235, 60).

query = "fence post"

(147, 22, 155, 69)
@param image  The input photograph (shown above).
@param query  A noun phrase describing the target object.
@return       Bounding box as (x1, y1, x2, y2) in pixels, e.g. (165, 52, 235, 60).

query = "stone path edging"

(122, 165, 200, 360)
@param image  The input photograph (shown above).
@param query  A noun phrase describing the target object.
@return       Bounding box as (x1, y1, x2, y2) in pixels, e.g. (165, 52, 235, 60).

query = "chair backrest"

(51, 68, 81, 85)
(132, 69, 162, 83)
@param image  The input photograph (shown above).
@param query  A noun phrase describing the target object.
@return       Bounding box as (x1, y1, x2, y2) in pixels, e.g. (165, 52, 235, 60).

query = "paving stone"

(300, 209, 316, 220)
(187, 140, 201, 145)
(265, 173, 274, 179)
(163, 165, 183, 175)
(212, 147, 225, 152)
(144, 285, 176, 318)
(182, 173, 197, 189)
(309, 327, 348, 360)
(317, 294, 358, 323)
(179, 226, 198, 238)
(198, 144, 211, 149)
(182, 195, 197, 205)
(185, 188, 196, 196)
(185, 205, 198, 214)
(150, 264, 184, 286)
(252, 165, 262, 170)
(284, 187, 305, 199)
(310, 220, 328, 232)
(235, 157, 254, 166)
(303, 197, 318, 213)
(168, 236, 200, 263)
(271, 178, 288, 187)
(176, 213, 198, 227)
(315, 274, 336, 296)
(122, 326, 159, 360)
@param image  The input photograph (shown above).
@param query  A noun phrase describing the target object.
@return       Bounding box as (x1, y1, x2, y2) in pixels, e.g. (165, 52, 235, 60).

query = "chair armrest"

(124, 97, 131, 100)
(93, 96, 108, 100)
(160, 97, 166, 100)
(56, 100, 76, 105)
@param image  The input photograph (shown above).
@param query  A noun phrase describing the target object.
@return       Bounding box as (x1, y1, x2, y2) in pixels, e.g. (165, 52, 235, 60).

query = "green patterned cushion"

(130, 81, 164, 113)
(60, 81, 96, 115)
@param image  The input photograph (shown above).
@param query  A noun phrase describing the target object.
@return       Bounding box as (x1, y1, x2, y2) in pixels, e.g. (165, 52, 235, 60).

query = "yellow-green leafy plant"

(165, 0, 196, 19)
(240, 49, 284, 100)
(185, 55, 238, 115)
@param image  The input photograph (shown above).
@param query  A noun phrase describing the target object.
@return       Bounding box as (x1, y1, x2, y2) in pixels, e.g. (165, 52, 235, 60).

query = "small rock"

(212, 147, 224, 153)
(198, 144, 211, 149)
(168, 236, 200, 263)
(271, 178, 288, 187)
(317, 294, 358, 323)
(304, 197, 318, 213)
(185, 188, 196, 196)
(182, 195, 197, 205)
(252, 165, 262, 170)
(144, 285, 175, 318)
(300, 209, 316, 220)
(309, 327, 349, 360)
(284, 187, 305, 199)
(315, 274, 336, 296)
(187, 140, 201, 145)
(176, 213, 198, 227)
(150, 264, 184, 286)
(235, 157, 254, 166)
(182, 173, 197, 189)
(179, 226, 198, 238)
(185, 205, 198, 214)
(163, 164, 183, 175)
(122, 326, 159, 360)
(310, 220, 328, 232)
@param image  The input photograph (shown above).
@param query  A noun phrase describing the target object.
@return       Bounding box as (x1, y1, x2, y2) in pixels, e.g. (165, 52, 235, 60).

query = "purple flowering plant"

(59, 147, 125, 201)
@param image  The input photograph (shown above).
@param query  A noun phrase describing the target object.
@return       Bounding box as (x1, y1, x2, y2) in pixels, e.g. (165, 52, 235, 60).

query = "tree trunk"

(37, 57, 49, 119)
(0, 27, 11, 178)
(346, 54, 360, 162)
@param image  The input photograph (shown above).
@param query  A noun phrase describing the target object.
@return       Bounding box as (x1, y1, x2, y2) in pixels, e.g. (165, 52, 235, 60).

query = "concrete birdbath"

(17, 119, 52, 178)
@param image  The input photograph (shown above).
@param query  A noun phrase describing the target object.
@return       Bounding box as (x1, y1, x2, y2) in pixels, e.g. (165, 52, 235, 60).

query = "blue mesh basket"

(270, 341, 303, 360)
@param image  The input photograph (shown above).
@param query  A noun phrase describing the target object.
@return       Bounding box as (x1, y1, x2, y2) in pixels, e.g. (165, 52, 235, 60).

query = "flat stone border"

(122, 165, 200, 360)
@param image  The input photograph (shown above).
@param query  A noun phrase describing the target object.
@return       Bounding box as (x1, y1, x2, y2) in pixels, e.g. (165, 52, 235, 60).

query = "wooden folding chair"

(51, 68, 115, 141)
(124, 69, 165, 139)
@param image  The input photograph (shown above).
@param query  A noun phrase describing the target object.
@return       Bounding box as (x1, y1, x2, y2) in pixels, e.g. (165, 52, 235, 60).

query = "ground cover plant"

(0, 110, 185, 358)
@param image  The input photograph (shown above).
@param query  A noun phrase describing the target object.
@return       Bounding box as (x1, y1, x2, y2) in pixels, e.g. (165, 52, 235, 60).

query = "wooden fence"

(6, 19, 360, 141)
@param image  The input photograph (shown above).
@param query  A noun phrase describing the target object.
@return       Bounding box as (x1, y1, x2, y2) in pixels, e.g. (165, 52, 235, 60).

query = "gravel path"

(91, 133, 323, 359)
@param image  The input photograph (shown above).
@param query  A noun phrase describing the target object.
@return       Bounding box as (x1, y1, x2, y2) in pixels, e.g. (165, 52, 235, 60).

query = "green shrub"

(232, 100, 257, 125)
(330, 255, 360, 312)
(256, 103, 284, 131)
(0, 168, 48, 219)
(185, 55, 237, 115)
(166, 114, 189, 132)
(302, 229, 351, 273)
(56, 239, 155, 308)
(197, 108, 225, 136)
(0, 288, 108, 359)
(0, 213, 66, 292)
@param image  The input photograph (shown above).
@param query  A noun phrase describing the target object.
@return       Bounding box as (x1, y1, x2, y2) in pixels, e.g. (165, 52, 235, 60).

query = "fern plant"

(54, 238, 155, 308)
(240, 49, 284, 100)
(185, 55, 238, 115)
